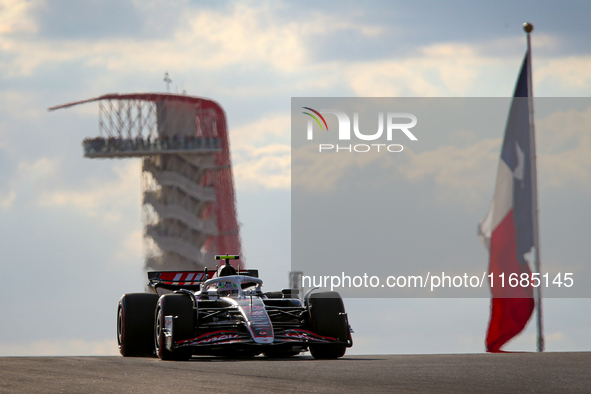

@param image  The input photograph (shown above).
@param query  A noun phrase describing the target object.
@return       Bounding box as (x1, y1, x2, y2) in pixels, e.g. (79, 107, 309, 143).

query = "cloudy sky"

(1, 0, 590, 356)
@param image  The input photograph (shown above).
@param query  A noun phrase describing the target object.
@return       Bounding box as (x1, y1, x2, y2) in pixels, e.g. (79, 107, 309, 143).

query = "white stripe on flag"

(479, 159, 514, 251)
(491, 159, 514, 231)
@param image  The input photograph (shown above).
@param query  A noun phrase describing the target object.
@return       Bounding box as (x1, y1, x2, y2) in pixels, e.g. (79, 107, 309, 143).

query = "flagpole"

(523, 22, 544, 353)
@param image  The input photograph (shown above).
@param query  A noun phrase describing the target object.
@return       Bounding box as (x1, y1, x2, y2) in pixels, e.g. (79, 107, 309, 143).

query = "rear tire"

(308, 291, 348, 360)
(154, 294, 194, 361)
(117, 293, 159, 357)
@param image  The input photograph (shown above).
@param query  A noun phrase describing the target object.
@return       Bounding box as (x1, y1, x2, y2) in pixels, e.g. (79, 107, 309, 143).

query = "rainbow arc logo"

(302, 107, 328, 131)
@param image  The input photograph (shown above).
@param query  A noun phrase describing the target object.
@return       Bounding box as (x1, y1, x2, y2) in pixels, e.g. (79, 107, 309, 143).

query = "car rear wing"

(147, 269, 259, 293)
(148, 271, 211, 285)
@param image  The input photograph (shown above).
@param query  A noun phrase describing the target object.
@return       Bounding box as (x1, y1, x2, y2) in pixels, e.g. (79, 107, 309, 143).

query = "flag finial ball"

(523, 23, 534, 33)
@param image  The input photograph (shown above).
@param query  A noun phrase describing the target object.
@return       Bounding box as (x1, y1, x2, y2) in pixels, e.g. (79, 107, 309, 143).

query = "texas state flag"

(478, 49, 537, 352)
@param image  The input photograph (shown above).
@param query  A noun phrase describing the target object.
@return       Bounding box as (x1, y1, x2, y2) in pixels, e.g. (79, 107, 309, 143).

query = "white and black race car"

(117, 255, 353, 360)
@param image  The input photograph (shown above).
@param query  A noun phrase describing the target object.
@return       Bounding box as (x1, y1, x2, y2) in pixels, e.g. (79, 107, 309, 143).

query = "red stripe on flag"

(486, 209, 534, 352)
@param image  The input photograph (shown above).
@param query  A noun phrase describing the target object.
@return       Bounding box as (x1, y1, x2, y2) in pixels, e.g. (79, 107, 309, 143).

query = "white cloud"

(0, 2, 387, 77)
(399, 139, 500, 205)
(393, 103, 591, 205)
(0, 90, 43, 119)
(345, 43, 507, 97)
(536, 56, 591, 92)
(0, 124, 6, 149)
(0, 338, 118, 356)
(18, 156, 60, 181)
(537, 105, 591, 192)
(38, 160, 142, 221)
(292, 147, 393, 193)
(344, 34, 590, 97)
(2, 1, 589, 100)
(234, 144, 291, 191)
(0, 0, 37, 36)
(0, 189, 16, 208)
(292, 101, 591, 206)
(547, 331, 566, 343)
(292, 138, 500, 207)
(178, 3, 307, 73)
(116, 228, 144, 261)
(230, 113, 291, 148)
(230, 113, 291, 191)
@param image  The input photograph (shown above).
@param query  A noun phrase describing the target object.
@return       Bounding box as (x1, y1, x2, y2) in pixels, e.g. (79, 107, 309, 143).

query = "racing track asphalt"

(1, 352, 590, 393)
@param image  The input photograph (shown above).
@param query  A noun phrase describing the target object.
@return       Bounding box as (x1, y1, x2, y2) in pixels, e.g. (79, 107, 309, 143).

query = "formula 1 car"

(117, 255, 353, 360)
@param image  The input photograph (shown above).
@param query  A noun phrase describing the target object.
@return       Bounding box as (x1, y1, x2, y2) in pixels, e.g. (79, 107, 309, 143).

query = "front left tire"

(308, 291, 348, 360)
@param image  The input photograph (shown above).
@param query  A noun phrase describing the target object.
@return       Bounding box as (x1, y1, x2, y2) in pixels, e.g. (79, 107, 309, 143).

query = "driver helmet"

(217, 264, 237, 277)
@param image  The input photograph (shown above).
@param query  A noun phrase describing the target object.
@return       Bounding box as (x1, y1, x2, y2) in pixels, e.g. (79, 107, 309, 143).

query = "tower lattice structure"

(50, 93, 243, 271)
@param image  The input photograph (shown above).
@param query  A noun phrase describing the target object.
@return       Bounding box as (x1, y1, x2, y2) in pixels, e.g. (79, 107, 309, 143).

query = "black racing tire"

(117, 293, 159, 357)
(154, 294, 195, 361)
(308, 291, 348, 360)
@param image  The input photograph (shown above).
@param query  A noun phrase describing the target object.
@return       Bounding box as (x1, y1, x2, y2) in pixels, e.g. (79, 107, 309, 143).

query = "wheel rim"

(154, 307, 162, 355)
(117, 305, 123, 348)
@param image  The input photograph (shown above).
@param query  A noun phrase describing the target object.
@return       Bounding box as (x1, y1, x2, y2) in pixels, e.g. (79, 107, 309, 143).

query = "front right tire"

(117, 293, 159, 357)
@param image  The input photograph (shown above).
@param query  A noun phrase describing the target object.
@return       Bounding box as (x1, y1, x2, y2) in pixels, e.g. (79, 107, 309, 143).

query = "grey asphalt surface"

(1, 352, 589, 393)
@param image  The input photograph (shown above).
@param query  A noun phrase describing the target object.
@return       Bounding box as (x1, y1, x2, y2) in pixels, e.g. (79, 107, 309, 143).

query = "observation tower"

(49, 93, 243, 271)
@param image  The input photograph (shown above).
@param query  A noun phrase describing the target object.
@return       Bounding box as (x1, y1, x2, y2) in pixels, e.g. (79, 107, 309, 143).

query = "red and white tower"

(50, 93, 243, 271)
